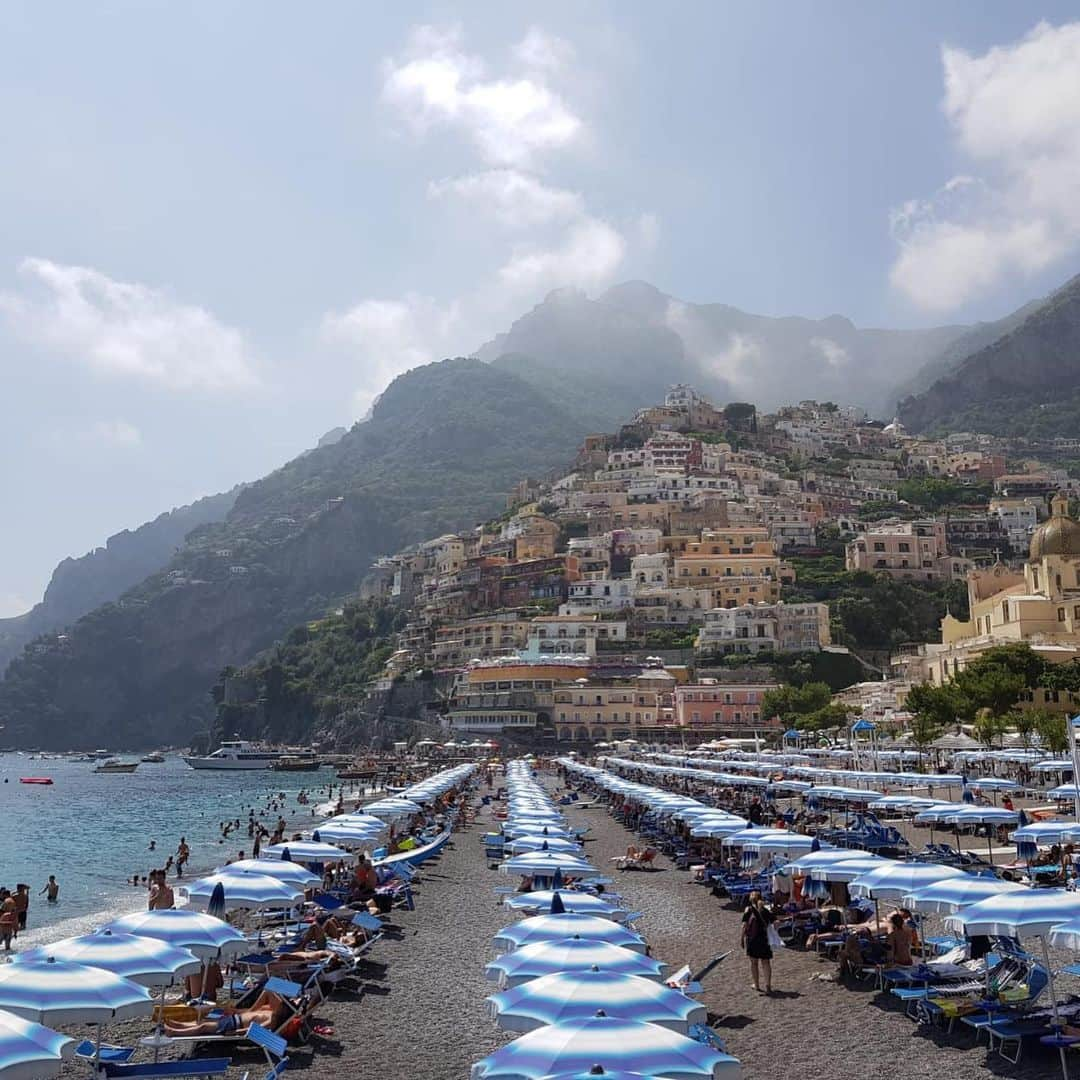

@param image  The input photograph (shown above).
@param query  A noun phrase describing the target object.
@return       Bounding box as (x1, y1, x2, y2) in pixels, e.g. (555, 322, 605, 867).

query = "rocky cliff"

(0, 358, 596, 749)
(0, 490, 238, 675)
(898, 273, 1080, 436)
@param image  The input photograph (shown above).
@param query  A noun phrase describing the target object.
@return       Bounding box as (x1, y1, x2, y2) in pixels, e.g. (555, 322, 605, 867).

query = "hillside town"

(354, 385, 1080, 749)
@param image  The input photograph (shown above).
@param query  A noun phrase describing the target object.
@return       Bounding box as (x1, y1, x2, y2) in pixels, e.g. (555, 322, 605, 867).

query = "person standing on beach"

(176, 838, 190, 878)
(740, 890, 774, 994)
(14, 884, 29, 935)
(0, 890, 16, 950)
(41, 875, 59, 902)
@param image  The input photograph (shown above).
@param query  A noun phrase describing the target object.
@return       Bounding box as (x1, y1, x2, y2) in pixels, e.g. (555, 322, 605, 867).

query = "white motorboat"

(182, 740, 285, 771)
(94, 758, 139, 773)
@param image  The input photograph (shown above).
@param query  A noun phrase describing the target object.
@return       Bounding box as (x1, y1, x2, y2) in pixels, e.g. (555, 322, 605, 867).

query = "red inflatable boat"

(19, 777, 54, 784)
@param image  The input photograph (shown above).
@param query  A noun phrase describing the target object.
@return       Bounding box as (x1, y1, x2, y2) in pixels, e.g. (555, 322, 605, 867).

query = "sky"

(3, 2, 1080, 615)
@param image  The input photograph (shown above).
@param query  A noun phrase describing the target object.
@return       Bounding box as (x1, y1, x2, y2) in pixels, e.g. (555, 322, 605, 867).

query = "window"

(898, 542, 910, 553)
(1059, 607, 1067, 622)
(873, 542, 886, 552)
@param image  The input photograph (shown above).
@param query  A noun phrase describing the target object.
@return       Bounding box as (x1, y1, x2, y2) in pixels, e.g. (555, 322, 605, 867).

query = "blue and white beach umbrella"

(782, 850, 868, 874)
(901, 876, 1027, 914)
(104, 909, 247, 960)
(309, 824, 383, 847)
(502, 853, 597, 877)
(470, 1015, 740, 1079)
(949, 888, 1080, 1080)
(848, 863, 965, 900)
(15, 931, 200, 987)
(324, 813, 387, 831)
(507, 837, 584, 855)
(807, 856, 888, 884)
(486, 971, 708, 1034)
(220, 859, 322, 886)
(0, 1009, 74, 1080)
(494, 915, 646, 955)
(0, 961, 153, 1026)
(261, 841, 354, 864)
(485, 940, 667, 989)
(503, 892, 629, 922)
(180, 870, 303, 910)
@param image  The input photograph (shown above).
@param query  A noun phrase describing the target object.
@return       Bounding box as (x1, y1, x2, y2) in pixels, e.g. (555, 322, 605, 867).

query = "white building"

(695, 601, 831, 655)
(525, 615, 628, 657)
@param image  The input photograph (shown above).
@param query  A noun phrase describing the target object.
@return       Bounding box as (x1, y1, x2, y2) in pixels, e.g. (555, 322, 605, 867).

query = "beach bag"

(766, 924, 785, 950)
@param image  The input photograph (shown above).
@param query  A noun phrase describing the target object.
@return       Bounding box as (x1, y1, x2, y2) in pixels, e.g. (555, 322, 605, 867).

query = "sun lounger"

(985, 998, 1080, 1063)
(97, 1059, 230, 1080)
(75, 1040, 135, 1064)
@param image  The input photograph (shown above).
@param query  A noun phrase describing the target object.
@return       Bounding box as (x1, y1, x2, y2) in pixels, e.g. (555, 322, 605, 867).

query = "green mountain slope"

(898, 273, 1080, 436)
(0, 358, 594, 750)
(0, 489, 238, 675)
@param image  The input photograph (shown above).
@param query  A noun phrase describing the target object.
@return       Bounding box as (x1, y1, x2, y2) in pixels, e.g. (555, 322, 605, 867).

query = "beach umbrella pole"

(1039, 935, 1069, 1080)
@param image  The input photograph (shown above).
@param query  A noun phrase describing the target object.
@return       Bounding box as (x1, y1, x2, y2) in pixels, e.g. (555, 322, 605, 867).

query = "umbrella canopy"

(486, 941, 667, 989)
(494, 915, 646, 956)
(486, 971, 707, 1034)
(781, 850, 869, 873)
(104, 909, 247, 960)
(0, 1009, 74, 1080)
(848, 863, 966, 900)
(364, 799, 422, 817)
(502, 853, 597, 877)
(807, 856, 888, 883)
(309, 824, 383, 846)
(323, 814, 387, 832)
(946, 888, 1080, 938)
(180, 871, 302, 911)
(901, 877, 1027, 914)
(261, 841, 353, 864)
(507, 837, 584, 855)
(1048, 916, 1080, 950)
(219, 859, 321, 886)
(470, 1015, 740, 1079)
(0, 961, 153, 1025)
(15, 932, 200, 987)
(503, 892, 629, 922)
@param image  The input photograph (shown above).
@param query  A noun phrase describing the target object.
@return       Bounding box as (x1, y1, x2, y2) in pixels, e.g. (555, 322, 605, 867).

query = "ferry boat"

(182, 740, 286, 771)
(94, 758, 139, 773)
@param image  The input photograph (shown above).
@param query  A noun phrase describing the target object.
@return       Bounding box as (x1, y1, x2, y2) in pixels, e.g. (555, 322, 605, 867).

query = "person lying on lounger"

(164, 990, 290, 1037)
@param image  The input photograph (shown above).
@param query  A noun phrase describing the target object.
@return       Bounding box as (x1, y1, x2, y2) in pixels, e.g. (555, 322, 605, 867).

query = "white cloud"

(665, 300, 760, 391)
(0, 258, 258, 390)
(381, 25, 582, 166)
(637, 212, 661, 255)
(321, 294, 462, 412)
(513, 26, 574, 73)
(890, 20, 1080, 310)
(92, 419, 142, 447)
(428, 169, 584, 228)
(498, 218, 626, 295)
(810, 337, 849, 369)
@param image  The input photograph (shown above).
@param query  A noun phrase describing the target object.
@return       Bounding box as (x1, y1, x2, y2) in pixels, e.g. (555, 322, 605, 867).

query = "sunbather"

(164, 989, 290, 1036)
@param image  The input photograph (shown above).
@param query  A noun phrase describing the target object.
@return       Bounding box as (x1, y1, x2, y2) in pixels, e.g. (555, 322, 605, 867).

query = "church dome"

(1030, 492, 1080, 559)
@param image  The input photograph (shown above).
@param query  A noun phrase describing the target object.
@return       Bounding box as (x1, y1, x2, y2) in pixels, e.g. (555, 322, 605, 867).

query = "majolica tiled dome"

(1030, 493, 1080, 559)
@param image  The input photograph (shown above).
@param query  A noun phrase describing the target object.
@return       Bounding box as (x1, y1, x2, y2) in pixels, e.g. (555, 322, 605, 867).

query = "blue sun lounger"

(98, 1059, 230, 1080)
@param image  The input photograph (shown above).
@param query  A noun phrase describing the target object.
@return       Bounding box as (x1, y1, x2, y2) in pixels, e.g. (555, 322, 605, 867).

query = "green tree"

(909, 712, 946, 755)
(972, 713, 1009, 748)
(1033, 710, 1069, 755)
(1011, 709, 1037, 748)
(795, 703, 851, 732)
(906, 681, 965, 730)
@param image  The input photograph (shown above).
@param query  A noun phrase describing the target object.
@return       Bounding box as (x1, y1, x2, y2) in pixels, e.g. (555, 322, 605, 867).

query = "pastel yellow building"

(905, 493, 1080, 685)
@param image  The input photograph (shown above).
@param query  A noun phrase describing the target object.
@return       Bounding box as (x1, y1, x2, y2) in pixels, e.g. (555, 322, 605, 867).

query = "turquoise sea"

(0, 753, 343, 949)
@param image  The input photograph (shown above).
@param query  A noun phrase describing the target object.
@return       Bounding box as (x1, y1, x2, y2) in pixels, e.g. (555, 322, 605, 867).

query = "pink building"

(845, 519, 968, 582)
(673, 683, 781, 732)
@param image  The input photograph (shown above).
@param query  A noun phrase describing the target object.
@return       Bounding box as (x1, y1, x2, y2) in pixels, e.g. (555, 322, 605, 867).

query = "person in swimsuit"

(164, 989, 288, 1036)
(41, 876, 59, 902)
(0, 890, 16, 951)
(14, 885, 29, 933)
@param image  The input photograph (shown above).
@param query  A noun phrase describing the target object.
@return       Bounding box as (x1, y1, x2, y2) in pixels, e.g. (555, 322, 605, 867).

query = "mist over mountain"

(475, 282, 973, 418)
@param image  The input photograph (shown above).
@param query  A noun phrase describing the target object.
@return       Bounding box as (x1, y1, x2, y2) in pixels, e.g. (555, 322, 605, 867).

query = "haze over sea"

(0, 753, 338, 948)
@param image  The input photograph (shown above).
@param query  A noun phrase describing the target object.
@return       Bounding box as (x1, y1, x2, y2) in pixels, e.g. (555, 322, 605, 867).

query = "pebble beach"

(51, 769, 1071, 1079)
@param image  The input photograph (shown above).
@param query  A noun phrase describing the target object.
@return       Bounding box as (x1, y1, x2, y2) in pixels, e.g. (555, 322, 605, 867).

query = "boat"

(182, 740, 286, 771)
(94, 759, 139, 773)
(19, 777, 54, 785)
(374, 828, 451, 869)
(270, 756, 321, 772)
(337, 766, 378, 780)
(140, 753, 166, 763)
